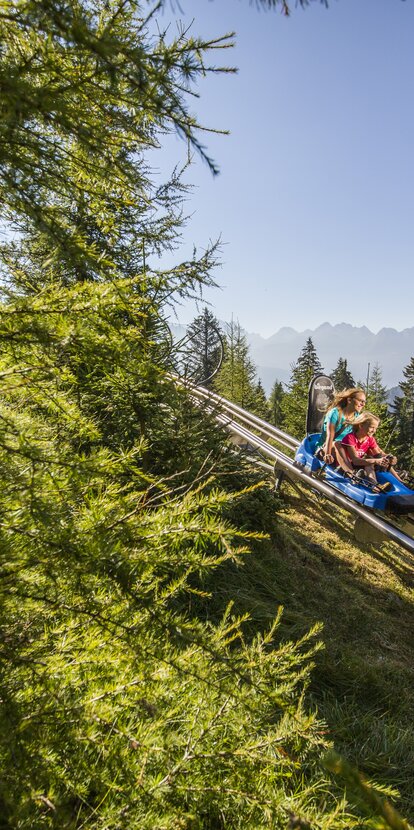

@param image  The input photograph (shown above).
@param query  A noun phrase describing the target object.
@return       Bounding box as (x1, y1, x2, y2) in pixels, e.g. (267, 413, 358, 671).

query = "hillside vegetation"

(202, 476, 414, 818)
(1, 2, 413, 827)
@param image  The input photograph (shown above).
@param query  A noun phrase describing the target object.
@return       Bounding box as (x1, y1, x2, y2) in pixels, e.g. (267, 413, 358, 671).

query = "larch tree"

(330, 357, 355, 391)
(282, 337, 323, 439)
(0, 3, 286, 826)
(364, 363, 394, 450)
(392, 357, 414, 470)
(180, 307, 224, 387)
(268, 379, 286, 427)
(214, 320, 260, 410)
(0, 2, 405, 828)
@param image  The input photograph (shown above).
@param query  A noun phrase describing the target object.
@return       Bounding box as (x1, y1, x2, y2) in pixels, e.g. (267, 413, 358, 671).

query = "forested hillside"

(0, 2, 413, 828)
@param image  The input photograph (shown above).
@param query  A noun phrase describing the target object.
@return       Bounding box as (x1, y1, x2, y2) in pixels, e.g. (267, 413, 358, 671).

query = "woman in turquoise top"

(316, 387, 366, 467)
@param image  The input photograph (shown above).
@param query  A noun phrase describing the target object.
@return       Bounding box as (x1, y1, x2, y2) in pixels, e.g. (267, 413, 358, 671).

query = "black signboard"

(306, 374, 335, 434)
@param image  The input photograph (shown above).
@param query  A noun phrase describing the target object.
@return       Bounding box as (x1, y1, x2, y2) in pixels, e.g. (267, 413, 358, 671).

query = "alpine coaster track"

(176, 379, 414, 557)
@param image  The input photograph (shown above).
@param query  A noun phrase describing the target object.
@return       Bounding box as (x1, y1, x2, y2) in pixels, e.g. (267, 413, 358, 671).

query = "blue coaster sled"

(293, 374, 414, 516)
(294, 432, 414, 515)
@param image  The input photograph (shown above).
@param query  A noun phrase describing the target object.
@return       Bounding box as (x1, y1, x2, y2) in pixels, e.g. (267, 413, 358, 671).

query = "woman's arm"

(323, 420, 336, 463)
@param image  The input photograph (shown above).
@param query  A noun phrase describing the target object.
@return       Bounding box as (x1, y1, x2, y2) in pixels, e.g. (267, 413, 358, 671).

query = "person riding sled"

(339, 412, 403, 492)
(315, 387, 366, 466)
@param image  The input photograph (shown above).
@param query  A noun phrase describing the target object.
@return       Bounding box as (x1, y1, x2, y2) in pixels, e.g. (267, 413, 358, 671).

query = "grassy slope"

(205, 478, 414, 818)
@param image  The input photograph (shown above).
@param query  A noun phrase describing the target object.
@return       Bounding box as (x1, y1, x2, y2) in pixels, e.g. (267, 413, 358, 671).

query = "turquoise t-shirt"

(317, 407, 357, 449)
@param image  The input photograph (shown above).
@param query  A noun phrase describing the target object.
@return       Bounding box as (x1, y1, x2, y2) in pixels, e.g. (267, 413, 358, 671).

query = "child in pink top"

(342, 429, 380, 460)
(341, 412, 399, 491)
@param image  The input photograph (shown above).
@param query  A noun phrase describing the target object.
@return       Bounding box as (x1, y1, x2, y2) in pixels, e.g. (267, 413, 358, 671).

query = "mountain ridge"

(172, 320, 414, 394)
(243, 322, 414, 393)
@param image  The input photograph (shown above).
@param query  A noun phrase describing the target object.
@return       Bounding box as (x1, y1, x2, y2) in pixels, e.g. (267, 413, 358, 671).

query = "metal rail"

(215, 413, 414, 555)
(177, 378, 414, 556)
(178, 379, 299, 453)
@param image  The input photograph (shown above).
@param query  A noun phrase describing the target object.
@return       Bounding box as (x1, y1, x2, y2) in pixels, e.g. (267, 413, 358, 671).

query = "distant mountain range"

(171, 321, 414, 397)
(245, 323, 413, 394)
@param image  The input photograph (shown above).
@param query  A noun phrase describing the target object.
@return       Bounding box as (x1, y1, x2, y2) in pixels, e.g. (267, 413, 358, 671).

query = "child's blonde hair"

(352, 411, 379, 432)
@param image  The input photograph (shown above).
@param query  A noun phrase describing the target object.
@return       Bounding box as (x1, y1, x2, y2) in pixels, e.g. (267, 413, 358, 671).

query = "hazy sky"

(154, 0, 414, 337)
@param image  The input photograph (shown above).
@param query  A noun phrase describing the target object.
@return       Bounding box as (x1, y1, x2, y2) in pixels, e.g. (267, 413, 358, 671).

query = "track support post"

(274, 465, 285, 492)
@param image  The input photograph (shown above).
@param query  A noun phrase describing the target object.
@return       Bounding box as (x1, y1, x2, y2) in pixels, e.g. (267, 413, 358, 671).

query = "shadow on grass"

(196, 486, 414, 709)
(302, 488, 414, 588)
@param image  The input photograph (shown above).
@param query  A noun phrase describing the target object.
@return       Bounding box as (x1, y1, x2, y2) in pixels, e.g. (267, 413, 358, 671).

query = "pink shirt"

(342, 432, 380, 460)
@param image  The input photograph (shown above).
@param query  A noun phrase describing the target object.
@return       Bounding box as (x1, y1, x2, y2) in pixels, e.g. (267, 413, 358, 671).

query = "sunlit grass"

(199, 479, 414, 818)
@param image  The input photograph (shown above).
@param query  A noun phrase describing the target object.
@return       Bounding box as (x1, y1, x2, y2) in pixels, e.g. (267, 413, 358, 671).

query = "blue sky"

(154, 0, 414, 337)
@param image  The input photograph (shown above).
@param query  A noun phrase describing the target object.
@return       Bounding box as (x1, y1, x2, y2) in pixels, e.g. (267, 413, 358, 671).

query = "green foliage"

(392, 357, 414, 470)
(268, 380, 285, 427)
(214, 320, 261, 412)
(181, 308, 224, 387)
(0, 278, 337, 829)
(364, 363, 394, 451)
(325, 752, 410, 830)
(252, 378, 270, 419)
(0, 2, 411, 828)
(281, 338, 323, 439)
(0, 0, 234, 279)
(366, 363, 389, 408)
(0, 281, 358, 830)
(330, 357, 355, 391)
(213, 325, 271, 419)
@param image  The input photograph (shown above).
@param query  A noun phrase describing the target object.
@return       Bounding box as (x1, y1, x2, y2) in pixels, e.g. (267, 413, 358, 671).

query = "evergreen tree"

(0, 3, 408, 828)
(392, 357, 414, 470)
(365, 363, 394, 450)
(0, 0, 230, 285)
(180, 308, 224, 387)
(268, 379, 286, 427)
(0, 282, 334, 828)
(213, 320, 259, 410)
(330, 357, 355, 391)
(0, 5, 351, 826)
(253, 378, 271, 420)
(367, 363, 388, 408)
(281, 338, 323, 439)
